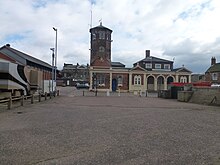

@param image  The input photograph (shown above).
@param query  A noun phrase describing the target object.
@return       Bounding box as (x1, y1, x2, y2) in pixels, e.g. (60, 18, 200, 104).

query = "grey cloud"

(1, 0, 220, 73)
(163, 38, 220, 73)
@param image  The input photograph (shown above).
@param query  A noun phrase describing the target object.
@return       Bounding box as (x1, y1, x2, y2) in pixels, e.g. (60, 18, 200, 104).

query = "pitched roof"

(63, 64, 77, 69)
(78, 65, 88, 69)
(0, 45, 51, 69)
(130, 64, 147, 72)
(206, 63, 220, 73)
(173, 67, 192, 73)
(134, 56, 173, 65)
(63, 63, 88, 69)
(0, 52, 16, 63)
(89, 22, 112, 32)
(111, 62, 125, 68)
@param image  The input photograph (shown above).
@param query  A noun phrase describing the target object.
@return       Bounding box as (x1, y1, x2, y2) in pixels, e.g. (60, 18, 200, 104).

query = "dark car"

(76, 83, 89, 89)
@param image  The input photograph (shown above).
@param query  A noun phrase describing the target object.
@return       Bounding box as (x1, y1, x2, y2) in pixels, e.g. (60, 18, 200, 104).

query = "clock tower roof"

(89, 22, 112, 32)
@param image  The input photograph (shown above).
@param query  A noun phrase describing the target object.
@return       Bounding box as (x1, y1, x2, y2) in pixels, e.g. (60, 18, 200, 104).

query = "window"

(145, 63, 152, 69)
(164, 64, 170, 70)
(180, 76, 187, 83)
(155, 64, 161, 69)
(99, 46, 105, 52)
(118, 76, 123, 86)
(92, 33, 96, 40)
(212, 73, 218, 80)
(106, 32, 109, 40)
(99, 31, 105, 39)
(97, 74, 105, 86)
(134, 75, 141, 85)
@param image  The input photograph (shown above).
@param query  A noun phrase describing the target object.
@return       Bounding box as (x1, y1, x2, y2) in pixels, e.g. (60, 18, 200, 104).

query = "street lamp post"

(53, 27, 58, 91)
(50, 48, 55, 93)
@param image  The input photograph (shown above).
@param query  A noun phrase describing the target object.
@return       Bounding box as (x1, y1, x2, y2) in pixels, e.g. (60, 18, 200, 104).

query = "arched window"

(134, 75, 141, 85)
(180, 76, 187, 83)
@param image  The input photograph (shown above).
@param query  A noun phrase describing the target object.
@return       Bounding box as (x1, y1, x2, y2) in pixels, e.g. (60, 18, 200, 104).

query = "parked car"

(76, 83, 89, 89)
(211, 84, 220, 88)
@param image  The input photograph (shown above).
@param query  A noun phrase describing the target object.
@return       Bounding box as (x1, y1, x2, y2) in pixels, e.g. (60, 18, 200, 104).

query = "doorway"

(112, 79, 117, 92)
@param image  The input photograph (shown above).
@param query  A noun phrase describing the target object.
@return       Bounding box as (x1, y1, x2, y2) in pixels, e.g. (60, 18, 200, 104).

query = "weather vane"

(99, 19, 102, 25)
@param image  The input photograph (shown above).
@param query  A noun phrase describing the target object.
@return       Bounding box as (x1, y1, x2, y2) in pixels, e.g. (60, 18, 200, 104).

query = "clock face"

(99, 46, 105, 52)
(100, 57, 104, 62)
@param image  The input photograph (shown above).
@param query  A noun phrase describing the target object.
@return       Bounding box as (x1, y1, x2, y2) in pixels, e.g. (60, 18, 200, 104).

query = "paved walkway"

(0, 87, 219, 165)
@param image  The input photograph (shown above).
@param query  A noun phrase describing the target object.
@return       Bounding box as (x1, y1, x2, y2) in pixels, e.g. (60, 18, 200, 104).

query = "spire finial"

(99, 19, 102, 26)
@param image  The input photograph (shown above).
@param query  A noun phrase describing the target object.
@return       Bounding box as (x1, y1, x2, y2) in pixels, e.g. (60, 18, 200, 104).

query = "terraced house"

(89, 23, 192, 93)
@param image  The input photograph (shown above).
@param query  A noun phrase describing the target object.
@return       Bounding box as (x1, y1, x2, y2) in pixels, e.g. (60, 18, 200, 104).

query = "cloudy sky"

(1, 0, 220, 73)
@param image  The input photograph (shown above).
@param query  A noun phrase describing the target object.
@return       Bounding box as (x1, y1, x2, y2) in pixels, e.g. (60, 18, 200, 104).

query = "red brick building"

(0, 44, 52, 96)
(89, 23, 192, 92)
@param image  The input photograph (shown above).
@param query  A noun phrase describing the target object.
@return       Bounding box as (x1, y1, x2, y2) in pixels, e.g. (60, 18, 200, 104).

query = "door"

(112, 79, 117, 92)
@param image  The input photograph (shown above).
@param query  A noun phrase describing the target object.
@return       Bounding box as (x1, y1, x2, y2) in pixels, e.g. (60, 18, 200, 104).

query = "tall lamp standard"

(50, 48, 55, 93)
(53, 27, 58, 91)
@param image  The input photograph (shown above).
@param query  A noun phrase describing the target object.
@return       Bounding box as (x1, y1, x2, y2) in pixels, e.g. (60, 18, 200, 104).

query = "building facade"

(61, 63, 89, 80)
(205, 57, 220, 84)
(59, 63, 89, 86)
(89, 23, 192, 92)
(0, 44, 52, 96)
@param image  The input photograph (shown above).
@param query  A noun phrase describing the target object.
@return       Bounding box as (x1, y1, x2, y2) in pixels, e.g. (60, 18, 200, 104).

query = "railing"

(0, 90, 59, 110)
(79, 90, 153, 97)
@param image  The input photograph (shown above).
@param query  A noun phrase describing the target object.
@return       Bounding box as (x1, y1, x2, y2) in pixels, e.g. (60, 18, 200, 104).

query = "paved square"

(0, 87, 219, 165)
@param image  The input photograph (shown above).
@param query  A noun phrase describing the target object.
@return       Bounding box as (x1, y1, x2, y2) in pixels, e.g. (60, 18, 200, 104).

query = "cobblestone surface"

(0, 87, 219, 165)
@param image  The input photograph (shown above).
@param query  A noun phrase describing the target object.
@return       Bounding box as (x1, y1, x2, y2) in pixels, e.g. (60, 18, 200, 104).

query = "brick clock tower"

(89, 22, 112, 67)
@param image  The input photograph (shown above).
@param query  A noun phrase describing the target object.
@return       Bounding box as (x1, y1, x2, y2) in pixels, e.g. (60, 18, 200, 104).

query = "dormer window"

(164, 64, 170, 70)
(155, 64, 161, 69)
(145, 63, 152, 69)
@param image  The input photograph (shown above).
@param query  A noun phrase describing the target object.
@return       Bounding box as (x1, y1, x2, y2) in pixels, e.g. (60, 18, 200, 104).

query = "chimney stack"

(211, 57, 216, 65)
(145, 50, 150, 58)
